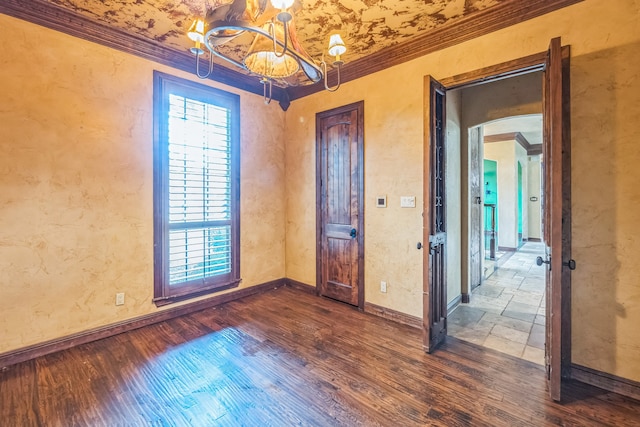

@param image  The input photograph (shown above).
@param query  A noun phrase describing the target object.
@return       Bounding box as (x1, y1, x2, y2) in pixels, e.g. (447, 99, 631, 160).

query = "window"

(153, 72, 240, 306)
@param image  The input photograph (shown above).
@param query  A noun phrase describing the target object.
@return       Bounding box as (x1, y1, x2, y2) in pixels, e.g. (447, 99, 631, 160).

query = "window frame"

(152, 71, 241, 306)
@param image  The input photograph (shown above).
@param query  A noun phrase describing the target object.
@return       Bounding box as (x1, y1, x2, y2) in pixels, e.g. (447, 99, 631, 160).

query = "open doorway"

(444, 71, 549, 365)
(423, 39, 571, 401)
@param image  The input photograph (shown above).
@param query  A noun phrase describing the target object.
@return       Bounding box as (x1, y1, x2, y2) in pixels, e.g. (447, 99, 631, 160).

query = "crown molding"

(0, 0, 290, 107)
(1, 0, 582, 106)
(484, 132, 543, 156)
(287, 0, 582, 100)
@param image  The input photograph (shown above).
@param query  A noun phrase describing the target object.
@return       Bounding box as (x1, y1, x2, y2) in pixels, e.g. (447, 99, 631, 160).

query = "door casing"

(426, 44, 572, 400)
(315, 101, 365, 309)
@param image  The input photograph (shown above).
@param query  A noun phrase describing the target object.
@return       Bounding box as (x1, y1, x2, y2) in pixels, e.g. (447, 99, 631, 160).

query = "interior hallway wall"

(527, 156, 543, 240)
(484, 140, 519, 249)
(459, 72, 542, 295)
(446, 90, 462, 307)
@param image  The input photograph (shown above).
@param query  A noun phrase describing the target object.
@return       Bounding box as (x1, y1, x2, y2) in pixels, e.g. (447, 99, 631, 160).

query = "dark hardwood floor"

(1, 286, 639, 426)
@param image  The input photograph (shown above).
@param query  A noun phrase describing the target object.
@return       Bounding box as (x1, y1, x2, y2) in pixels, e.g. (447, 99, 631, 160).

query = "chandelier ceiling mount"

(187, 0, 347, 103)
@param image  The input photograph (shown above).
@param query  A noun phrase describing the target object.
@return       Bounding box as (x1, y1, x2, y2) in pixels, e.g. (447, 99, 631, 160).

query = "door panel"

(317, 102, 364, 308)
(423, 76, 447, 353)
(543, 37, 570, 402)
(469, 126, 483, 291)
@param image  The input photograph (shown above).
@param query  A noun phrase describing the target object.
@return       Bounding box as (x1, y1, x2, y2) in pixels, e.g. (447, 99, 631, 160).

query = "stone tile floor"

(448, 241, 546, 365)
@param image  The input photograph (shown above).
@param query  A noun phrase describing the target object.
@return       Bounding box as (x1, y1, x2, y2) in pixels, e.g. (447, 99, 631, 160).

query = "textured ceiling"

(44, 0, 507, 65)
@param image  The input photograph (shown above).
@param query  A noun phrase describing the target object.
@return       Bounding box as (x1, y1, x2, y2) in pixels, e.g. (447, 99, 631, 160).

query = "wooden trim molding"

(0, 278, 428, 368)
(571, 364, 640, 402)
(284, 278, 317, 295)
(287, 0, 582, 100)
(1, 0, 581, 105)
(364, 303, 422, 329)
(447, 295, 462, 315)
(285, 279, 422, 330)
(0, 278, 285, 369)
(0, 0, 289, 105)
(484, 132, 543, 156)
(439, 51, 547, 89)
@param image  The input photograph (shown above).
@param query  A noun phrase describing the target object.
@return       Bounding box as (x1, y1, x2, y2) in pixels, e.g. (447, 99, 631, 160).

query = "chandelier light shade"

(244, 23, 300, 78)
(187, 19, 205, 44)
(186, 0, 347, 102)
(187, 18, 214, 78)
(271, 0, 295, 9)
(327, 34, 347, 62)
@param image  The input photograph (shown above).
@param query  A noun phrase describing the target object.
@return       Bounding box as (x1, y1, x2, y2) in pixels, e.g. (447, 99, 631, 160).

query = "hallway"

(448, 241, 546, 365)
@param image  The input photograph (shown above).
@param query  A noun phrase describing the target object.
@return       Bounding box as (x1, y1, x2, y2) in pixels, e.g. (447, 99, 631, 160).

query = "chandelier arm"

(195, 50, 214, 79)
(322, 61, 342, 92)
(262, 78, 273, 105)
(271, 20, 289, 59)
(204, 22, 322, 85)
(209, 48, 248, 72)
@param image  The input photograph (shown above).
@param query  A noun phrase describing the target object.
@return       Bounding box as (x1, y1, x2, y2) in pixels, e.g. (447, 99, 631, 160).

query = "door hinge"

(546, 364, 551, 381)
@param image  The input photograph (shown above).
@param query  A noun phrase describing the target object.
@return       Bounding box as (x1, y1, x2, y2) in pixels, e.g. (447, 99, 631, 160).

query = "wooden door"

(469, 126, 483, 291)
(423, 76, 447, 353)
(316, 101, 364, 308)
(543, 37, 571, 402)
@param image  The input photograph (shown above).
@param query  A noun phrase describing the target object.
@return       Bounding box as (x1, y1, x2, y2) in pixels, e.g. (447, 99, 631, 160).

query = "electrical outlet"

(380, 281, 387, 293)
(115, 293, 125, 306)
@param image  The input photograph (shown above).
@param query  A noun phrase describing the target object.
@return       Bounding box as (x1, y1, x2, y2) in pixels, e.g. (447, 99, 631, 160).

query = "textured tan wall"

(0, 14, 286, 354)
(485, 140, 518, 248)
(527, 156, 543, 240)
(286, 70, 425, 317)
(446, 90, 462, 306)
(460, 72, 542, 129)
(285, 0, 640, 381)
(483, 140, 529, 250)
(516, 142, 528, 245)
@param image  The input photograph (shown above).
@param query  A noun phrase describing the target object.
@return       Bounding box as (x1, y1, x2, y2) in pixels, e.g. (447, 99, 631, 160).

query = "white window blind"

(167, 94, 232, 286)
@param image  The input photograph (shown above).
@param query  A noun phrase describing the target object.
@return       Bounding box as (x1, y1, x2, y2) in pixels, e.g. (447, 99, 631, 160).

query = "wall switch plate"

(376, 195, 387, 208)
(115, 293, 125, 306)
(380, 281, 387, 293)
(400, 196, 416, 208)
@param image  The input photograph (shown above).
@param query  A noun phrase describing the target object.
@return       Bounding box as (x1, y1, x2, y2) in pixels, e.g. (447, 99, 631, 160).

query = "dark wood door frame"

(428, 44, 572, 399)
(315, 101, 365, 309)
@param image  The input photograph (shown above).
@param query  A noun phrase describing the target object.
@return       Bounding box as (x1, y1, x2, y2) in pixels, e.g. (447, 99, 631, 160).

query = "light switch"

(400, 196, 416, 208)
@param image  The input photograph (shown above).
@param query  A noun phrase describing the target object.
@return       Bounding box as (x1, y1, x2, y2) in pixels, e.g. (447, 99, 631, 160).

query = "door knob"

(536, 256, 576, 270)
(350, 228, 357, 238)
(536, 256, 550, 266)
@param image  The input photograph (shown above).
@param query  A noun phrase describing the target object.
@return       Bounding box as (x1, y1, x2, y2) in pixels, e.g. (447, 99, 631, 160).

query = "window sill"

(152, 278, 242, 307)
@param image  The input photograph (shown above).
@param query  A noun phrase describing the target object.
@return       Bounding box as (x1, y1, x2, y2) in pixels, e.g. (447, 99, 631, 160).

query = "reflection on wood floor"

(2, 285, 639, 426)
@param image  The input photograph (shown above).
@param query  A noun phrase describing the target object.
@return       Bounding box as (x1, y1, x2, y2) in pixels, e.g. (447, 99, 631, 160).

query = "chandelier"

(187, 0, 347, 103)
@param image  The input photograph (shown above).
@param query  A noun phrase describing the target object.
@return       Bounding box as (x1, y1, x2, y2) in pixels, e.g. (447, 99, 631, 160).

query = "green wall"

(483, 159, 498, 257)
(517, 161, 523, 246)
